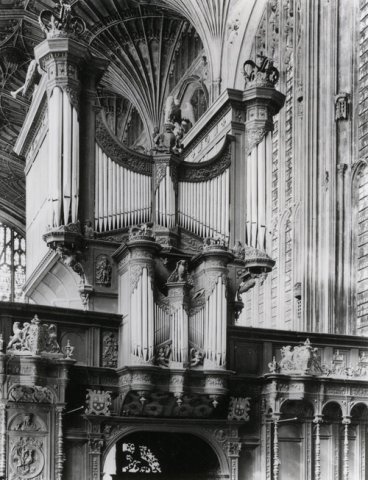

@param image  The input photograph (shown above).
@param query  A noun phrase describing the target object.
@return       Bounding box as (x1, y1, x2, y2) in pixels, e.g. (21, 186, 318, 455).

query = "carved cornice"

(96, 114, 153, 175)
(179, 135, 233, 182)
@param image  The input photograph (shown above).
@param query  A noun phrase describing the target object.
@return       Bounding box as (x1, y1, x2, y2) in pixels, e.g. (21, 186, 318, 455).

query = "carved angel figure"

(13, 445, 35, 476)
(155, 344, 171, 367)
(10, 59, 40, 99)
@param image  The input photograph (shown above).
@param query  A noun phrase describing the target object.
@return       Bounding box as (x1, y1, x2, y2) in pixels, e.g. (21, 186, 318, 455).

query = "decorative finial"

(39, 0, 86, 39)
(63, 339, 74, 359)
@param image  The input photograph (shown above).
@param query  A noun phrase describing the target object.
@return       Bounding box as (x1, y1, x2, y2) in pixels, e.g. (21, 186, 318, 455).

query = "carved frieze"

(96, 116, 152, 175)
(179, 142, 232, 182)
(8, 386, 53, 404)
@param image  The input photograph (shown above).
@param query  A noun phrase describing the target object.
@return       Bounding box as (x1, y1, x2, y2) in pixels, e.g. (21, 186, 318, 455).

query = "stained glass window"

(0, 222, 26, 302)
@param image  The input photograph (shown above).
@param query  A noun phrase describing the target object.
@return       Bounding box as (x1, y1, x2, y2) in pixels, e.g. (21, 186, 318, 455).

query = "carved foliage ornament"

(10, 437, 44, 480)
(179, 144, 231, 183)
(96, 116, 152, 175)
(8, 385, 53, 404)
(39, 0, 86, 39)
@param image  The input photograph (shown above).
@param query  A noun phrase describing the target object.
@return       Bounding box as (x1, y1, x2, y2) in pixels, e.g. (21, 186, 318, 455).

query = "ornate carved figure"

(95, 255, 112, 287)
(7, 316, 61, 355)
(84, 220, 95, 239)
(14, 414, 40, 432)
(39, 0, 86, 38)
(102, 333, 118, 368)
(269, 339, 322, 375)
(167, 260, 188, 283)
(129, 224, 154, 241)
(8, 385, 53, 403)
(232, 240, 245, 259)
(10, 438, 44, 480)
(155, 344, 171, 367)
(203, 235, 228, 250)
(227, 397, 251, 421)
(85, 389, 112, 416)
(243, 55, 280, 88)
(10, 59, 40, 99)
(237, 272, 257, 296)
(190, 348, 204, 367)
(56, 245, 85, 280)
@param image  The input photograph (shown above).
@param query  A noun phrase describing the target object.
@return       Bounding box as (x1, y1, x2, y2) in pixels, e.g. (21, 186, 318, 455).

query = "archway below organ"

(103, 431, 221, 480)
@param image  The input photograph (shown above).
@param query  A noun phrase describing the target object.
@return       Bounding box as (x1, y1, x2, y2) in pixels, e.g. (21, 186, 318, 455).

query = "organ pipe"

(170, 305, 189, 363)
(130, 267, 155, 362)
(245, 132, 271, 250)
(48, 87, 80, 228)
(94, 144, 152, 231)
(203, 279, 227, 367)
(178, 169, 230, 239)
(189, 308, 205, 349)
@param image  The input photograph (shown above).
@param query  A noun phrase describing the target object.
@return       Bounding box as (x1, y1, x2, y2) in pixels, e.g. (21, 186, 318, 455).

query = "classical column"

(342, 416, 351, 480)
(0, 403, 6, 479)
(272, 414, 280, 480)
(55, 405, 64, 480)
(313, 415, 323, 480)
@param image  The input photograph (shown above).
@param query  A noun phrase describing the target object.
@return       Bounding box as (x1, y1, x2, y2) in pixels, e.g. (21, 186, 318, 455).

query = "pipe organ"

(48, 87, 80, 228)
(204, 279, 227, 367)
(245, 133, 272, 250)
(155, 164, 176, 228)
(189, 307, 205, 351)
(154, 303, 170, 346)
(130, 267, 155, 362)
(95, 144, 151, 232)
(178, 169, 230, 239)
(170, 305, 189, 363)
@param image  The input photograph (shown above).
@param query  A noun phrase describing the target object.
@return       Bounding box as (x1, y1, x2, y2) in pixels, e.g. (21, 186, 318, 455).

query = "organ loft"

(0, 0, 367, 479)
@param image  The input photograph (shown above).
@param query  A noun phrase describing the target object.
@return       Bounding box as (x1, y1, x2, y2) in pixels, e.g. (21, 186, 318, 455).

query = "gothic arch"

(103, 425, 231, 478)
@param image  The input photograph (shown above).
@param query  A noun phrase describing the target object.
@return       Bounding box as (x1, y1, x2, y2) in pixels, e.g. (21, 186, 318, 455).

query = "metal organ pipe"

(130, 267, 155, 362)
(203, 279, 227, 367)
(189, 308, 205, 350)
(48, 88, 80, 228)
(245, 133, 270, 250)
(178, 169, 230, 239)
(94, 144, 151, 231)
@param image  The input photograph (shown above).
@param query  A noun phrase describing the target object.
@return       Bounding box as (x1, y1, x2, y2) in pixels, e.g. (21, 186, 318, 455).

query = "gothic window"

(0, 221, 26, 302)
(355, 164, 368, 331)
(190, 87, 207, 122)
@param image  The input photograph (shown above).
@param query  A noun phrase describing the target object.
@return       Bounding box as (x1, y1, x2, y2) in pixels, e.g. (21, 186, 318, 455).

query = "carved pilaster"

(0, 403, 6, 478)
(55, 405, 64, 480)
(88, 438, 104, 480)
(272, 414, 280, 480)
(227, 441, 241, 480)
